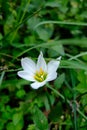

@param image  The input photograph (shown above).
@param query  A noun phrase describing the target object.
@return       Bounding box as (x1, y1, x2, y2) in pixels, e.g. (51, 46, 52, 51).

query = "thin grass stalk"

(73, 94, 78, 130)
(46, 83, 87, 122)
(10, 0, 31, 43)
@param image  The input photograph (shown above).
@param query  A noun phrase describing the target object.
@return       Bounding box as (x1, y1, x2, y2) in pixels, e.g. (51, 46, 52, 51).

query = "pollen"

(34, 68, 47, 82)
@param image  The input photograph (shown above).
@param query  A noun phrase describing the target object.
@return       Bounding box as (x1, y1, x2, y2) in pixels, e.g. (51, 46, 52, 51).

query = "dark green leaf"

(33, 106, 49, 130)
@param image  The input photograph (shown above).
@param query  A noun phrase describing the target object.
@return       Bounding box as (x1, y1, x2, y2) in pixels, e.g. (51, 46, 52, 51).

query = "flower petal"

(47, 72, 57, 81)
(31, 80, 47, 89)
(37, 52, 47, 71)
(17, 71, 35, 81)
(47, 56, 61, 73)
(21, 57, 36, 73)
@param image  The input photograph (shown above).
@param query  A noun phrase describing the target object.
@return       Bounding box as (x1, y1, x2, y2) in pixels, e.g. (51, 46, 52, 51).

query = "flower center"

(34, 68, 47, 82)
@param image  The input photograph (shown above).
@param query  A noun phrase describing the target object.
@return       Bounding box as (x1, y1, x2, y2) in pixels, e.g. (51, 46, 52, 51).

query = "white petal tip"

(17, 71, 20, 76)
(30, 84, 40, 89)
(40, 51, 43, 56)
(57, 56, 62, 61)
(21, 57, 25, 63)
(31, 81, 46, 89)
(17, 71, 24, 79)
(21, 57, 28, 61)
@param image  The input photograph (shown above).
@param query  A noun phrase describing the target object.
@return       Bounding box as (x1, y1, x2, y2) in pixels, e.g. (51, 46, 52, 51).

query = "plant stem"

(0, 71, 5, 87)
(46, 83, 65, 100)
(73, 95, 78, 130)
(70, 69, 78, 130)
(46, 83, 87, 121)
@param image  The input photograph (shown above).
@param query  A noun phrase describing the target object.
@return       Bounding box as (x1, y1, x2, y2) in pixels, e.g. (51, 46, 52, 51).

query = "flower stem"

(46, 83, 65, 100)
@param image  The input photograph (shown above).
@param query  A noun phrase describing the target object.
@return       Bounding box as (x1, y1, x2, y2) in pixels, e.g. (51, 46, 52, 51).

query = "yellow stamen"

(34, 68, 47, 82)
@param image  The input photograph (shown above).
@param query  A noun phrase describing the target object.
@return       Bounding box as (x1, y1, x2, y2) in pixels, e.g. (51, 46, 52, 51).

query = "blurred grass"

(0, 0, 87, 130)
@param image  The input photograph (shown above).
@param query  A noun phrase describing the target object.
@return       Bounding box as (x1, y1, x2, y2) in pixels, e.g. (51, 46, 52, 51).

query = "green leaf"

(45, 1, 60, 8)
(33, 106, 49, 130)
(36, 24, 53, 41)
(16, 89, 26, 98)
(48, 44, 65, 57)
(51, 44, 65, 55)
(75, 70, 87, 93)
(6, 120, 23, 130)
(6, 122, 15, 130)
(61, 60, 87, 71)
(27, 124, 36, 130)
(48, 102, 63, 122)
(12, 112, 23, 125)
(27, 17, 40, 30)
(54, 73, 65, 89)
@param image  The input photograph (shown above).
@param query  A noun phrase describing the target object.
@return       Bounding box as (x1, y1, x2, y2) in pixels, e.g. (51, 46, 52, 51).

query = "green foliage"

(27, 124, 36, 130)
(49, 102, 63, 122)
(54, 73, 65, 89)
(0, 0, 87, 129)
(76, 70, 87, 93)
(33, 106, 49, 130)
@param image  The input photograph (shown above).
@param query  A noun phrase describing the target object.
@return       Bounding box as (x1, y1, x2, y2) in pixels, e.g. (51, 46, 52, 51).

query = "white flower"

(17, 52, 61, 89)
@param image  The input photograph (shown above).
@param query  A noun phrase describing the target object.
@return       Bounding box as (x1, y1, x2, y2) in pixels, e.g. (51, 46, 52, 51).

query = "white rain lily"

(17, 52, 61, 89)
